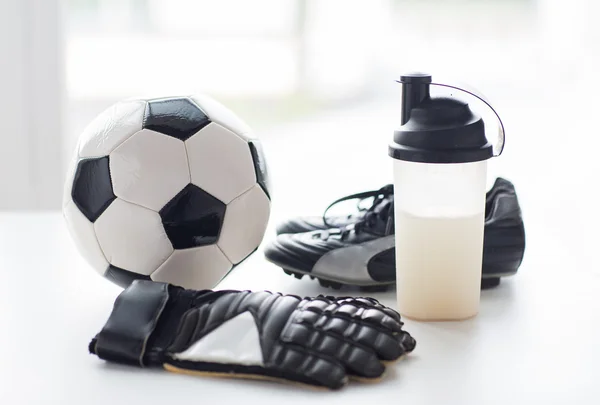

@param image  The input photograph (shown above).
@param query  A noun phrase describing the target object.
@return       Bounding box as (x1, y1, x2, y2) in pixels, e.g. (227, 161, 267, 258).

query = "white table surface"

(1, 211, 598, 405)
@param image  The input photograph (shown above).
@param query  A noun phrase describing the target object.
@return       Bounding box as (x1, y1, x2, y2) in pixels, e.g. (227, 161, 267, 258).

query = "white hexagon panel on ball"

(152, 245, 233, 290)
(94, 198, 173, 275)
(109, 129, 190, 211)
(218, 184, 271, 264)
(78, 100, 146, 158)
(63, 200, 108, 275)
(186, 123, 257, 204)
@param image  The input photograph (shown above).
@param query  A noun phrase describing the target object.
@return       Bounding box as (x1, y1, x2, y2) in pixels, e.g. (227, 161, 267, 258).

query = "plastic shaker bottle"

(388, 73, 505, 321)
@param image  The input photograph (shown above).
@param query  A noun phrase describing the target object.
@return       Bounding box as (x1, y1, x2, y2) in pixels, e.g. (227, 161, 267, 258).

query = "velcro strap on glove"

(90, 280, 170, 366)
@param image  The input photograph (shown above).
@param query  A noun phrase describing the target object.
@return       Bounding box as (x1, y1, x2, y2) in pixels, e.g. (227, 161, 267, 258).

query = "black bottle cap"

(389, 73, 493, 164)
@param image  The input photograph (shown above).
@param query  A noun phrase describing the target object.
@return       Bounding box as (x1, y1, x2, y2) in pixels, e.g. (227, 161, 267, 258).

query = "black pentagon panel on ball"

(72, 156, 116, 222)
(248, 140, 271, 199)
(143, 97, 210, 141)
(159, 184, 227, 249)
(104, 264, 151, 288)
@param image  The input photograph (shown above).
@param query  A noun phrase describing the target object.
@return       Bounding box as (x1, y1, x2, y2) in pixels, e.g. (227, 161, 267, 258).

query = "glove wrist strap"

(90, 280, 171, 366)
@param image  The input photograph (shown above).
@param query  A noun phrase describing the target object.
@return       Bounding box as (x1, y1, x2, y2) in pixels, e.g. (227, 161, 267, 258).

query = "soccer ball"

(63, 95, 271, 289)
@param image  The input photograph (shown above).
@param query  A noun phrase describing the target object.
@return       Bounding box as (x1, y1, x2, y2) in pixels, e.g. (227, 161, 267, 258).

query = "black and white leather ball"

(63, 95, 271, 289)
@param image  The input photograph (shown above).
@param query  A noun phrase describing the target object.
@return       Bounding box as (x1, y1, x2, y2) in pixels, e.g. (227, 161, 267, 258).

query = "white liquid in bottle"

(392, 159, 487, 321)
(395, 210, 484, 321)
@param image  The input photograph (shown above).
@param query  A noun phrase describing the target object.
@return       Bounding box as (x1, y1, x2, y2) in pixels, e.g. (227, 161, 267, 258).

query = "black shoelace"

(322, 185, 395, 238)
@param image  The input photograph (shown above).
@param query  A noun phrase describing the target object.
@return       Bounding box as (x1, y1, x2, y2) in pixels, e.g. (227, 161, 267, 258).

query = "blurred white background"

(0, 0, 599, 266)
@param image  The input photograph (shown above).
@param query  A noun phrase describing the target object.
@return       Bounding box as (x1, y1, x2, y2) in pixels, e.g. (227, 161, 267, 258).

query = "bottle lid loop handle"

(430, 82, 505, 157)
